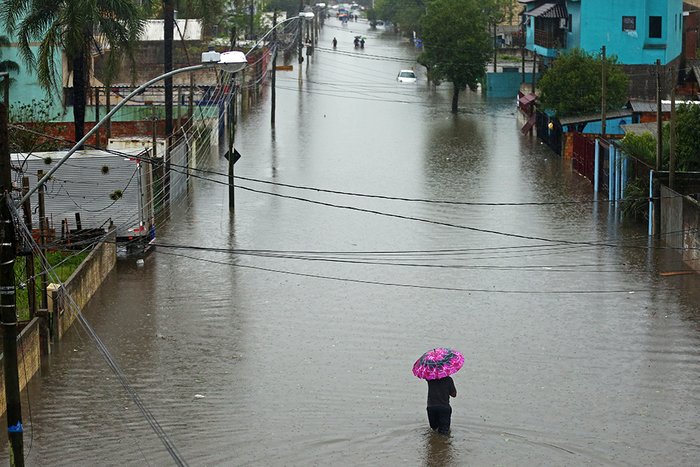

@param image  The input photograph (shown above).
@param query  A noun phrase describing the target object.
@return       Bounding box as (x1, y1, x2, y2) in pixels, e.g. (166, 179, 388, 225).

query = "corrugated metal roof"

(524, 2, 568, 18)
(558, 110, 633, 125)
(11, 149, 150, 238)
(627, 99, 699, 113)
(621, 122, 658, 138)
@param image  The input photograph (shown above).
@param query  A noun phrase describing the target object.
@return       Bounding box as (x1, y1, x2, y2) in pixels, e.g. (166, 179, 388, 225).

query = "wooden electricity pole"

(271, 10, 278, 126)
(669, 66, 676, 190)
(0, 72, 25, 467)
(600, 46, 607, 137)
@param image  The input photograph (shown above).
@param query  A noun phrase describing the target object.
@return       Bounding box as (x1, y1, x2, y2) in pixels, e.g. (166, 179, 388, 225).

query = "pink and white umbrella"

(412, 347, 464, 380)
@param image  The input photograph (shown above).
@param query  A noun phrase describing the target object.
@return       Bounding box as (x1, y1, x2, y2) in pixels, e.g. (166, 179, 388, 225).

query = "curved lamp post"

(19, 51, 248, 206)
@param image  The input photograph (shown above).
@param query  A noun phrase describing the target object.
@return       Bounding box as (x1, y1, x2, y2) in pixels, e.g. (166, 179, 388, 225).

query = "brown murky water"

(5, 17, 700, 466)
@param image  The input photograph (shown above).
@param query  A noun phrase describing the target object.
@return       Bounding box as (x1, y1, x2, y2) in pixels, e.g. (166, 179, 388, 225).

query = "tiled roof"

(524, 2, 568, 18)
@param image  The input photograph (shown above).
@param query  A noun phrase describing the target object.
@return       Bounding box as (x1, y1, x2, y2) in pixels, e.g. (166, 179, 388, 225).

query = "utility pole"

(37, 171, 47, 312)
(271, 10, 278, 126)
(228, 79, 236, 210)
(164, 0, 174, 204)
(21, 177, 35, 319)
(298, 1, 304, 80)
(94, 87, 101, 148)
(655, 59, 662, 172)
(249, 0, 254, 39)
(493, 22, 498, 73)
(520, 16, 526, 84)
(531, 51, 538, 93)
(669, 65, 676, 190)
(0, 72, 25, 467)
(105, 84, 111, 141)
(600, 46, 607, 137)
(654, 59, 662, 239)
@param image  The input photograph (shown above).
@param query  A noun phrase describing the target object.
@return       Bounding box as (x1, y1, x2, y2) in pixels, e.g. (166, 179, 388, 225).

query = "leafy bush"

(620, 178, 649, 221)
(9, 99, 67, 152)
(619, 132, 656, 166)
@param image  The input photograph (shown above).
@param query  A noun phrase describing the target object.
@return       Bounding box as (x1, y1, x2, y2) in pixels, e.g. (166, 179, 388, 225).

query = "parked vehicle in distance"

(397, 70, 417, 83)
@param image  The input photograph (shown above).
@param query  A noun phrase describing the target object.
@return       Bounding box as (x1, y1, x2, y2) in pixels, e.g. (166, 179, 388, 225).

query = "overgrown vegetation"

(620, 103, 700, 172)
(619, 132, 656, 166)
(15, 250, 89, 321)
(9, 99, 68, 152)
(620, 178, 649, 222)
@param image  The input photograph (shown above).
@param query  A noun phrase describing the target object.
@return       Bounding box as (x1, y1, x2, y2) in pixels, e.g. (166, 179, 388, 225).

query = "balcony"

(534, 29, 567, 50)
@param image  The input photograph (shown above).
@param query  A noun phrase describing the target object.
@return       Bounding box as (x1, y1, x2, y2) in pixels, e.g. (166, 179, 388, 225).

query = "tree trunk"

(72, 53, 87, 149)
(451, 84, 460, 113)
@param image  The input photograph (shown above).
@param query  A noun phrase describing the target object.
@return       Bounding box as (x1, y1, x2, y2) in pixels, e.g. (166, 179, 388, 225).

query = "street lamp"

(19, 51, 248, 205)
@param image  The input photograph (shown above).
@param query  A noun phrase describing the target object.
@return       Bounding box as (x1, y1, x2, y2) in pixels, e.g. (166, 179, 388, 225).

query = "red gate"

(572, 132, 596, 182)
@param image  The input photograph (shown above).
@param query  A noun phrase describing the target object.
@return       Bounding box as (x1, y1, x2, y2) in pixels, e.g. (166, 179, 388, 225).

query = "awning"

(524, 2, 568, 18)
(521, 113, 537, 134)
(519, 93, 537, 106)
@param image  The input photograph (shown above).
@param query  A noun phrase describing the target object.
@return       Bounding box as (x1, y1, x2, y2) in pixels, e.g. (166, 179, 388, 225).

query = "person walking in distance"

(413, 347, 463, 435)
(426, 376, 456, 435)
(332, 37, 337, 48)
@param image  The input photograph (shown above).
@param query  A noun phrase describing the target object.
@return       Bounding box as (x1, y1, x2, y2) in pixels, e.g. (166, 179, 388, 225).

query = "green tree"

(670, 103, 700, 172)
(375, 0, 426, 36)
(419, 0, 491, 113)
(620, 103, 700, 173)
(1, 0, 144, 148)
(0, 35, 21, 78)
(538, 48, 629, 118)
(619, 131, 656, 166)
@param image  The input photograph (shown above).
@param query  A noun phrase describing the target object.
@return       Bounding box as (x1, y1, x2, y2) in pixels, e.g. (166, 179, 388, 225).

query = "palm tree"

(1, 0, 144, 148)
(0, 35, 20, 77)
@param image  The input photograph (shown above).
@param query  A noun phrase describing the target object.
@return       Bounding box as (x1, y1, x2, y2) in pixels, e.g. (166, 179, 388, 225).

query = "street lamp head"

(217, 50, 248, 73)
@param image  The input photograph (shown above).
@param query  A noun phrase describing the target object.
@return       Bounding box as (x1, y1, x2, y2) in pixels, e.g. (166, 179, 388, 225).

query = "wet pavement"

(5, 17, 700, 466)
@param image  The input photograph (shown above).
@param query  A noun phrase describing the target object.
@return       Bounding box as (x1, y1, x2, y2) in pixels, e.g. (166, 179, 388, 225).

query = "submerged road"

(7, 17, 700, 466)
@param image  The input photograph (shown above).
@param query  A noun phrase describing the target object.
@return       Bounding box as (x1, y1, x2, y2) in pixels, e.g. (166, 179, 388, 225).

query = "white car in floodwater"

(397, 69, 417, 83)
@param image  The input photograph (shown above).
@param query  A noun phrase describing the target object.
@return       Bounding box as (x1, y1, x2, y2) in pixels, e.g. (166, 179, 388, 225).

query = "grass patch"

(15, 249, 89, 321)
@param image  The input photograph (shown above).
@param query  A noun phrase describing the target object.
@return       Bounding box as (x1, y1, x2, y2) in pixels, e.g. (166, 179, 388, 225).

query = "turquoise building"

(520, 0, 683, 65)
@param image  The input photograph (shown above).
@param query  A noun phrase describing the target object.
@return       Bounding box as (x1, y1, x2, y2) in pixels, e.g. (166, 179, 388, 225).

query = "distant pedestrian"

(332, 37, 337, 48)
(413, 347, 464, 436)
(426, 376, 456, 435)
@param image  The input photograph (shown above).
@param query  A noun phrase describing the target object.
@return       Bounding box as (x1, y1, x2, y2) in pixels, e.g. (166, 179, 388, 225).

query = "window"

(568, 14, 573, 33)
(622, 16, 636, 31)
(649, 16, 662, 38)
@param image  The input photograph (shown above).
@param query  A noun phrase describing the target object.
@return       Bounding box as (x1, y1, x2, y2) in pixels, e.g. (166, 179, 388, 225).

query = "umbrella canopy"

(412, 347, 464, 380)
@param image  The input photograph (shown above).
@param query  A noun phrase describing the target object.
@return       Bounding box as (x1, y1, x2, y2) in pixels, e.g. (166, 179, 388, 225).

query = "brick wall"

(32, 118, 189, 148)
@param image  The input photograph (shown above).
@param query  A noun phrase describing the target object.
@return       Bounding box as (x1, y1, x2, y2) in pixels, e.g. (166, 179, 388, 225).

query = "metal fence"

(535, 111, 562, 155)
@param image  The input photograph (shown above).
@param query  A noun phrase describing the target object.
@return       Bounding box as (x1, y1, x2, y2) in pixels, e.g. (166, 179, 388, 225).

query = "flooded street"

(9, 18, 700, 466)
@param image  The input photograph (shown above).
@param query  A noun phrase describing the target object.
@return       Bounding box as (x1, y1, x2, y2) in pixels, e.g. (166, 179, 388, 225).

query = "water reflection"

(423, 431, 455, 467)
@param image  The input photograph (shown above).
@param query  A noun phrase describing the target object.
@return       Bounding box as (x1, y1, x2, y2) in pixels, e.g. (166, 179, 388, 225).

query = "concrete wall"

(681, 195, 700, 270)
(579, 0, 683, 65)
(661, 185, 700, 271)
(0, 319, 41, 415)
(661, 185, 685, 248)
(55, 229, 117, 339)
(486, 71, 538, 98)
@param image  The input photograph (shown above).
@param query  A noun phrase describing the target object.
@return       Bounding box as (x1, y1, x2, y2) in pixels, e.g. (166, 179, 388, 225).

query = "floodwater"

(6, 18, 700, 466)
